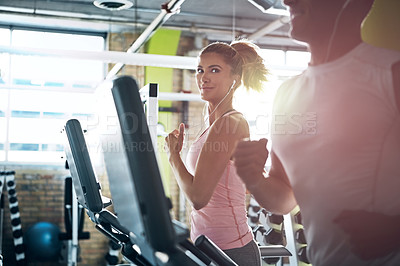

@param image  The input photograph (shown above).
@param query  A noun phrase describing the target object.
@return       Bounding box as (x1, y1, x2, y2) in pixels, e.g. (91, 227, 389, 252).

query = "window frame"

(0, 26, 106, 167)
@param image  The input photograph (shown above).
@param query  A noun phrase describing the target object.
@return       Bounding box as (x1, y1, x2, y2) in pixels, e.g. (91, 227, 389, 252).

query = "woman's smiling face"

(196, 52, 236, 104)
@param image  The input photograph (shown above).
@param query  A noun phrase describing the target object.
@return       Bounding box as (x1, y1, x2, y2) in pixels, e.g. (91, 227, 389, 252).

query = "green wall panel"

(145, 28, 181, 196)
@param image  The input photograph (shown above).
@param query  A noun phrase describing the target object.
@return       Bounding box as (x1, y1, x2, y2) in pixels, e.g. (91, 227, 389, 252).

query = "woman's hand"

(165, 123, 185, 157)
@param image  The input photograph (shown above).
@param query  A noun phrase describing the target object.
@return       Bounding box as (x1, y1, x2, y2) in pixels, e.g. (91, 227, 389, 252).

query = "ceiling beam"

(0, 44, 306, 73)
(248, 16, 290, 40)
(106, 0, 186, 79)
(0, 45, 197, 69)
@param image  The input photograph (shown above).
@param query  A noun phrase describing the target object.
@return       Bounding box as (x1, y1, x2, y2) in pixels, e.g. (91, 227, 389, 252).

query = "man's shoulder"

(277, 72, 305, 93)
(355, 42, 400, 68)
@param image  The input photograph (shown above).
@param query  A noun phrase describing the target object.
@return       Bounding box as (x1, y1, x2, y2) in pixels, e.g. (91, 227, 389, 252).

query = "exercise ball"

(24, 221, 62, 261)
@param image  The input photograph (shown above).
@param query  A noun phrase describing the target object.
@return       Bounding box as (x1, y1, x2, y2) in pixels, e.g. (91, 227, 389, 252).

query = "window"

(233, 48, 310, 169)
(0, 28, 105, 165)
(6, 89, 96, 163)
(235, 48, 310, 138)
(286, 50, 311, 68)
(0, 28, 11, 84)
(11, 30, 104, 88)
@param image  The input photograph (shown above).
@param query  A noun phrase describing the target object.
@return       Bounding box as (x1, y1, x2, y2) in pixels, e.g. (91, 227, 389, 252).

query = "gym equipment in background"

(59, 174, 90, 266)
(248, 197, 310, 266)
(63, 75, 241, 265)
(104, 240, 121, 265)
(64, 119, 214, 265)
(0, 194, 3, 266)
(64, 119, 139, 263)
(291, 207, 310, 265)
(0, 171, 26, 265)
(24, 221, 62, 262)
(248, 197, 286, 265)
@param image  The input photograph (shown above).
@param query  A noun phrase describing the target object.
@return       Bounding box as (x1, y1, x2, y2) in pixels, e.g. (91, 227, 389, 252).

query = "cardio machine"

(63, 76, 239, 266)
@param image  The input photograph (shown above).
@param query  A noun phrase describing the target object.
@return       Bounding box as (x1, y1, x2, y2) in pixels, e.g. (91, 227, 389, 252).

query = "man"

(233, 0, 400, 265)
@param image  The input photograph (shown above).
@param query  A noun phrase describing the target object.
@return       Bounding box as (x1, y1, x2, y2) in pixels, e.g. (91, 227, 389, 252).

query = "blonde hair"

(198, 39, 268, 92)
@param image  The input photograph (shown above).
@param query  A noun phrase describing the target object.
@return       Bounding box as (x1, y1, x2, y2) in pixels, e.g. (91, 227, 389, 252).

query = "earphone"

(205, 79, 237, 121)
(231, 79, 236, 89)
(342, 0, 352, 9)
(323, 0, 353, 63)
(196, 79, 238, 137)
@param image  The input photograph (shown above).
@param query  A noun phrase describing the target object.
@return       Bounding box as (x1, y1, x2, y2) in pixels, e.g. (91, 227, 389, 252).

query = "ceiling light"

(93, 0, 133, 11)
(248, 0, 289, 16)
(264, 7, 289, 16)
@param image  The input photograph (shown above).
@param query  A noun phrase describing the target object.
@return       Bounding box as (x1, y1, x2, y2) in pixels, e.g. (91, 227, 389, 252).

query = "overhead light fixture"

(248, 0, 289, 16)
(264, 7, 289, 16)
(93, 0, 133, 11)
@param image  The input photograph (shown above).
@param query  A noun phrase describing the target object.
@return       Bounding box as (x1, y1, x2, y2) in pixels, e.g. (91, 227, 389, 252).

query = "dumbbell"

(268, 213, 283, 225)
(247, 209, 260, 227)
(253, 225, 267, 244)
(264, 228, 284, 245)
(294, 210, 302, 225)
(298, 246, 310, 264)
(295, 228, 307, 244)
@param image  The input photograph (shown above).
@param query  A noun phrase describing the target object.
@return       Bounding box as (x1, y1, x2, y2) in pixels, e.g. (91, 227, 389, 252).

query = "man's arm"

(233, 139, 297, 215)
(334, 59, 400, 260)
(334, 210, 400, 260)
(331, 60, 400, 261)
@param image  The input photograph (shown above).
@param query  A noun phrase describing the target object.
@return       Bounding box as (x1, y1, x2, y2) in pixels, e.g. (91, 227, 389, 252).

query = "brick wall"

(1, 166, 112, 266)
(108, 32, 146, 87)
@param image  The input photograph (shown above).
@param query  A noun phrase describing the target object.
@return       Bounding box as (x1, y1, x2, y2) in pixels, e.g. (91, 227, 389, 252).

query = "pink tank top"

(186, 111, 253, 250)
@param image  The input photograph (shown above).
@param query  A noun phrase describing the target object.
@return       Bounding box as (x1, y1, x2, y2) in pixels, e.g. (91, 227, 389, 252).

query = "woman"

(165, 39, 268, 266)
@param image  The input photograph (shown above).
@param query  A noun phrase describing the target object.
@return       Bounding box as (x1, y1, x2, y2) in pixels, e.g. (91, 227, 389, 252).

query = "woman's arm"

(166, 115, 248, 210)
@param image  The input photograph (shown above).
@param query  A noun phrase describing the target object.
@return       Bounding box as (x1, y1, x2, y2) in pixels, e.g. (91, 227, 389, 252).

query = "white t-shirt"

(271, 43, 400, 266)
